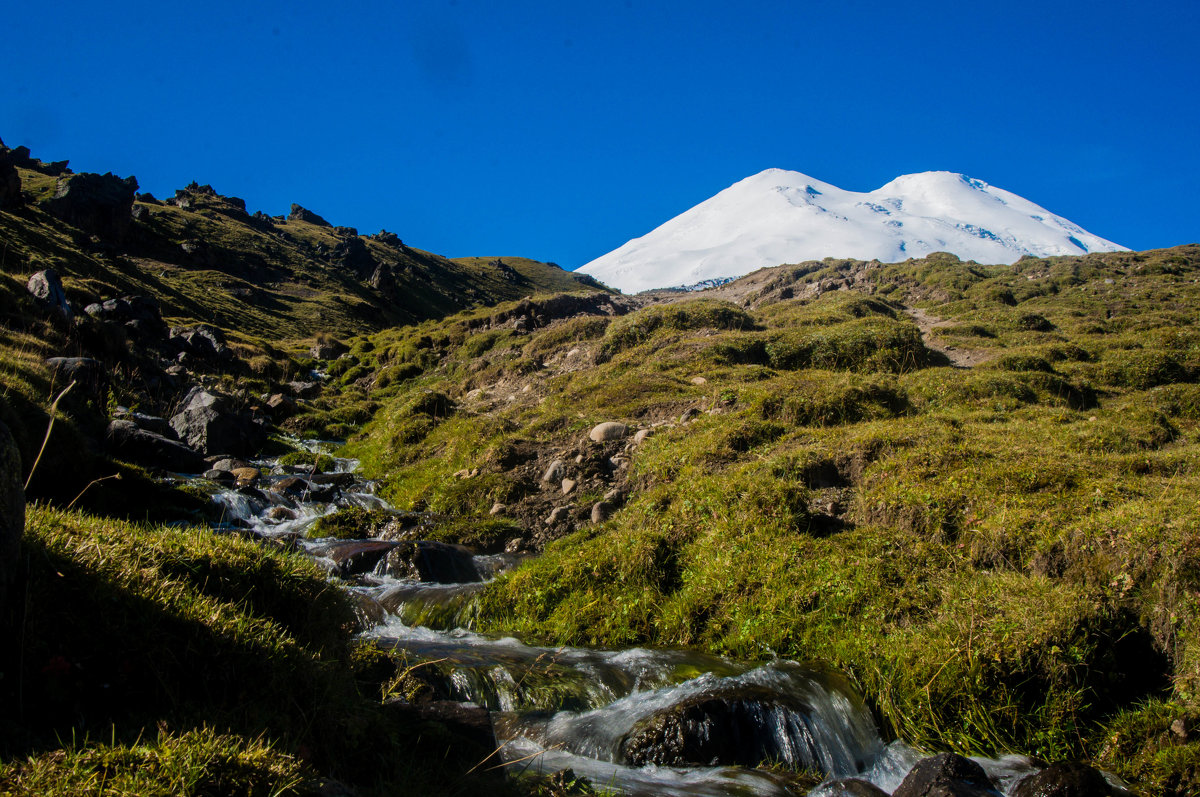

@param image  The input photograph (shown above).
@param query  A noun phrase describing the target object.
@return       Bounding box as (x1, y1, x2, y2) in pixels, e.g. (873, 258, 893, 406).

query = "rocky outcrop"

(892, 753, 1001, 797)
(169, 387, 266, 457)
(0, 420, 24, 612)
(27, 269, 73, 323)
(287, 203, 331, 226)
(0, 145, 22, 208)
(41, 171, 139, 242)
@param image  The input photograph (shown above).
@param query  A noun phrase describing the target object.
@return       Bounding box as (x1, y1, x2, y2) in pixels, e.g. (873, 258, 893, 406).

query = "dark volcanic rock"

(383, 541, 482, 583)
(169, 387, 266, 457)
(42, 171, 138, 242)
(107, 419, 207, 473)
(1012, 762, 1120, 797)
(287, 203, 331, 226)
(27, 269, 73, 323)
(893, 753, 1000, 797)
(0, 420, 24, 613)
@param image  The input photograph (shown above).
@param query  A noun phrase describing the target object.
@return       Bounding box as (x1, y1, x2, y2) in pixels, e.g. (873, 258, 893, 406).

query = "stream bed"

(198, 448, 1075, 796)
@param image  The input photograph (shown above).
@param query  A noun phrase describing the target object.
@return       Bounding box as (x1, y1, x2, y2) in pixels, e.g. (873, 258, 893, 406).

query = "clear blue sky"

(3, 0, 1196, 267)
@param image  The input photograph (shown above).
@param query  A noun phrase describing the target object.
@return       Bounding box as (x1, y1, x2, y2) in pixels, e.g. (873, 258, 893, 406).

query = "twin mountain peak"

(577, 168, 1127, 293)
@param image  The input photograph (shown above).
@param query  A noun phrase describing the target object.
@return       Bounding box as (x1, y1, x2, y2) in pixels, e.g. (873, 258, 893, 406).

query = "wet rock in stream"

(383, 540, 482, 583)
(892, 752, 1001, 797)
(618, 683, 827, 770)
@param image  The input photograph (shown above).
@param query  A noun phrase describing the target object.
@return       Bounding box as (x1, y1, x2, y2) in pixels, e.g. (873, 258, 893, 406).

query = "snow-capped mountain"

(577, 169, 1127, 293)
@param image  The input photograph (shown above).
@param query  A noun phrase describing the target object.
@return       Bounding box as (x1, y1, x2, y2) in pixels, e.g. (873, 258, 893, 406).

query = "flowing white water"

(199, 450, 1048, 796)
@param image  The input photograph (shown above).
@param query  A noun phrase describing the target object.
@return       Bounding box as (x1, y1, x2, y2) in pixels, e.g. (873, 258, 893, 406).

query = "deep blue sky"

(3, 1, 1197, 267)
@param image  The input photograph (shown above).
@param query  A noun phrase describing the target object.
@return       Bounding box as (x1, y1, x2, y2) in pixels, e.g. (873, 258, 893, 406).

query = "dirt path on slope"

(905, 307, 996, 368)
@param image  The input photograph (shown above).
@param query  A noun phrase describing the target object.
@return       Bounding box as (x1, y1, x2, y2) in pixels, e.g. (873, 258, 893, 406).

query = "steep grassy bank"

(339, 245, 1200, 794)
(0, 506, 527, 796)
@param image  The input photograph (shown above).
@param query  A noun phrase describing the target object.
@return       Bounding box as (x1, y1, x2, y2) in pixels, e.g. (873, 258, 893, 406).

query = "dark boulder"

(893, 753, 1001, 797)
(1012, 762, 1120, 797)
(45, 357, 106, 397)
(372, 230, 403, 248)
(287, 203, 331, 226)
(310, 339, 348, 361)
(619, 683, 832, 770)
(41, 171, 138, 242)
(264, 394, 298, 419)
(0, 145, 22, 208)
(169, 324, 233, 363)
(113, 410, 175, 439)
(27, 269, 73, 323)
(383, 541, 481, 583)
(0, 420, 24, 612)
(169, 387, 266, 457)
(106, 419, 207, 473)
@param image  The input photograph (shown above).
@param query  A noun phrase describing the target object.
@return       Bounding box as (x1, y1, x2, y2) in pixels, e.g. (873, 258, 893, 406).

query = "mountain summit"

(577, 169, 1127, 293)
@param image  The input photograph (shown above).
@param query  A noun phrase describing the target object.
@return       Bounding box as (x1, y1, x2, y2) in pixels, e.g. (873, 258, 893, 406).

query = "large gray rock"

(41, 171, 138, 242)
(106, 419, 206, 473)
(27, 269, 73, 323)
(0, 420, 24, 611)
(169, 387, 266, 457)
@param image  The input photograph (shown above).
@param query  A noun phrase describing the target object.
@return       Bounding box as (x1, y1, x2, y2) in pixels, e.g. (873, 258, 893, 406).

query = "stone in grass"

(591, 501, 615, 524)
(546, 506, 571, 525)
(542, 459, 567, 484)
(588, 422, 628, 443)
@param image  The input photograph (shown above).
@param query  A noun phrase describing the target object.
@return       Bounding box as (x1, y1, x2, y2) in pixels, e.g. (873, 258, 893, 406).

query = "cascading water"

(197, 446, 1046, 796)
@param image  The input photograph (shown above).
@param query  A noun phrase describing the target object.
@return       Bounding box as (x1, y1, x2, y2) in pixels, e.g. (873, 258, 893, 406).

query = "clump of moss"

(277, 450, 336, 473)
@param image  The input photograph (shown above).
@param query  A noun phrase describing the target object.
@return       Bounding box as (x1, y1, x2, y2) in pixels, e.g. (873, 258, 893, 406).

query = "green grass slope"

(338, 245, 1200, 794)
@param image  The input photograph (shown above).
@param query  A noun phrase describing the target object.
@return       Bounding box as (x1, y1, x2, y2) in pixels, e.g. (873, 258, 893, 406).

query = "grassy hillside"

(337, 245, 1200, 794)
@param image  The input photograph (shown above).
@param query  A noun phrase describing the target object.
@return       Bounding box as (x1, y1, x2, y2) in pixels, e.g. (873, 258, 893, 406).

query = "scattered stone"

(589, 421, 628, 443)
(690, 376, 708, 385)
(680, 407, 701, 423)
(633, 429, 652, 445)
(591, 501, 615, 524)
(268, 506, 297, 521)
(542, 459, 567, 484)
(264, 394, 298, 419)
(203, 469, 235, 485)
(546, 506, 571, 525)
(1012, 762, 1120, 797)
(0, 420, 25, 612)
(561, 478, 577, 495)
(211, 458, 252, 472)
(287, 381, 322, 399)
(231, 467, 262, 486)
(893, 752, 998, 797)
(489, 502, 506, 516)
(27, 269, 73, 323)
